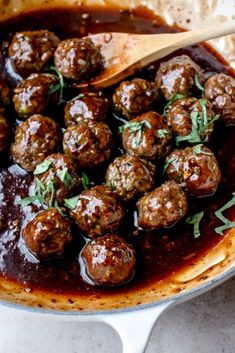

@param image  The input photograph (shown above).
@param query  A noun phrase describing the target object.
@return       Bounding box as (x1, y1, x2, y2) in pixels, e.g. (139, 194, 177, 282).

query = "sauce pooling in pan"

(0, 7, 234, 296)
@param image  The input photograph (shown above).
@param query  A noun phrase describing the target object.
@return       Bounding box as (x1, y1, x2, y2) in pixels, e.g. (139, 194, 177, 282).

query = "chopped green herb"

(50, 66, 67, 104)
(199, 98, 208, 126)
(192, 144, 213, 156)
(195, 74, 205, 92)
(163, 156, 177, 174)
(34, 160, 52, 175)
(81, 172, 90, 189)
(119, 120, 152, 149)
(178, 207, 183, 216)
(48, 180, 56, 208)
(54, 200, 66, 217)
(57, 168, 68, 183)
(175, 110, 201, 145)
(186, 211, 204, 238)
(57, 167, 74, 187)
(157, 129, 168, 138)
(64, 195, 80, 210)
(35, 177, 45, 190)
(77, 93, 85, 99)
(175, 99, 220, 146)
(214, 192, 235, 235)
(215, 221, 235, 236)
(16, 195, 41, 206)
(163, 93, 185, 115)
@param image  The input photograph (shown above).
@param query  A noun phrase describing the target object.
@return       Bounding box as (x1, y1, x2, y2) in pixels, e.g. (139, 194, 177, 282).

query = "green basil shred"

(49, 66, 67, 104)
(214, 192, 235, 235)
(64, 195, 80, 210)
(119, 120, 152, 149)
(186, 211, 204, 238)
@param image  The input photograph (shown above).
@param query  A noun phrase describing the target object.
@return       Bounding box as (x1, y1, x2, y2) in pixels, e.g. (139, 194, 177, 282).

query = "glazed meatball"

(204, 73, 235, 125)
(34, 153, 81, 206)
(112, 78, 157, 119)
(137, 180, 188, 230)
(165, 145, 221, 197)
(0, 81, 11, 106)
(81, 235, 136, 286)
(155, 55, 203, 101)
(11, 115, 60, 172)
(122, 111, 172, 160)
(64, 91, 109, 127)
(54, 37, 104, 80)
(9, 30, 60, 77)
(166, 97, 217, 143)
(0, 109, 11, 153)
(69, 185, 125, 238)
(22, 208, 72, 259)
(63, 121, 113, 169)
(13, 73, 59, 119)
(106, 155, 155, 201)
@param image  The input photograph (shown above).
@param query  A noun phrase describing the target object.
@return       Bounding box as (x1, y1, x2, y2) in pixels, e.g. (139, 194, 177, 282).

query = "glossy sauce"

(0, 8, 234, 296)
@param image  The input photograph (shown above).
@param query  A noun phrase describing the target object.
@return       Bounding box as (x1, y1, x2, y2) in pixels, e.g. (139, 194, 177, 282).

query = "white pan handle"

(100, 301, 173, 353)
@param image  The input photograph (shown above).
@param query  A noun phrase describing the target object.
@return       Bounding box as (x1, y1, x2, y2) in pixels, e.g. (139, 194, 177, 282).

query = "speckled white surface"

(0, 277, 234, 353)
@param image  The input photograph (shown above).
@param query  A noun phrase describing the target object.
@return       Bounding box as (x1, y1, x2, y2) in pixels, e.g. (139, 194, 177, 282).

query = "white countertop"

(0, 276, 234, 353)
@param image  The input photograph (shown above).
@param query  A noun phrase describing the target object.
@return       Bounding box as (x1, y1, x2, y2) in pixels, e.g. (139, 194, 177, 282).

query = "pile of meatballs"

(0, 29, 234, 287)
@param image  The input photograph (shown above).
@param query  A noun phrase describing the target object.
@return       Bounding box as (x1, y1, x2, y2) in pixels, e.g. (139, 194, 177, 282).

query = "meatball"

(137, 180, 188, 230)
(165, 145, 221, 197)
(81, 235, 136, 286)
(13, 73, 59, 119)
(63, 121, 113, 169)
(112, 78, 157, 119)
(155, 55, 203, 101)
(22, 208, 72, 259)
(0, 81, 11, 106)
(11, 114, 60, 172)
(166, 97, 218, 143)
(69, 185, 125, 238)
(34, 153, 81, 206)
(122, 111, 172, 161)
(54, 37, 104, 80)
(0, 109, 11, 153)
(64, 91, 109, 127)
(204, 73, 235, 125)
(106, 155, 155, 201)
(9, 30, 60, 77)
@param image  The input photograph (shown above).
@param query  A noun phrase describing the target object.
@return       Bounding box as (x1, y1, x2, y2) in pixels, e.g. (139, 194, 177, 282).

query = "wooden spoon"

(77, 21, 235, 88)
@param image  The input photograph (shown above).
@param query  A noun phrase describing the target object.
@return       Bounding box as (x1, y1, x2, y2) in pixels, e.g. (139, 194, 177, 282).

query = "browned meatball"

(13, 73, 59, 119)
(9, 30, 60, 77)
(204, 73, 235, 125)
(0, 109, 11, 153)
(112, 78, 157, 119)
(166, 97, 218, 143)
(69, 185, 125, 238)
(64, 92, 109, 127)
(165, 145, 221, 197)
(22, 208, 72, 259)
(106, 155, 155, 201)
(63, 121, 113, 169)
(155, 55, 203, 101)
(121, 111, 172, 160)
(11, 115, 60, 172)
(54, 37, 104, 80)
(137, 180, 188, 230)
(34, 153, 81, 206)
(81, 235, 136, 286)
(0, 81, 11, 106)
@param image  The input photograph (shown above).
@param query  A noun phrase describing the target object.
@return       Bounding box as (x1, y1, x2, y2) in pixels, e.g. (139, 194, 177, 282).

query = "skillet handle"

(100, 301, 173, 353)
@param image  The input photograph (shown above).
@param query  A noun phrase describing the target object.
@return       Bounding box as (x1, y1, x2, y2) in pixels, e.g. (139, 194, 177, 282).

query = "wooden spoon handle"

(166, 20, 235, 48)
(130, 20, 235, 75)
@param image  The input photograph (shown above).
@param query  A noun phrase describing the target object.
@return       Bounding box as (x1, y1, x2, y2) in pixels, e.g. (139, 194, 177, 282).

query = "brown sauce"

(0, 7, 234, 297)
